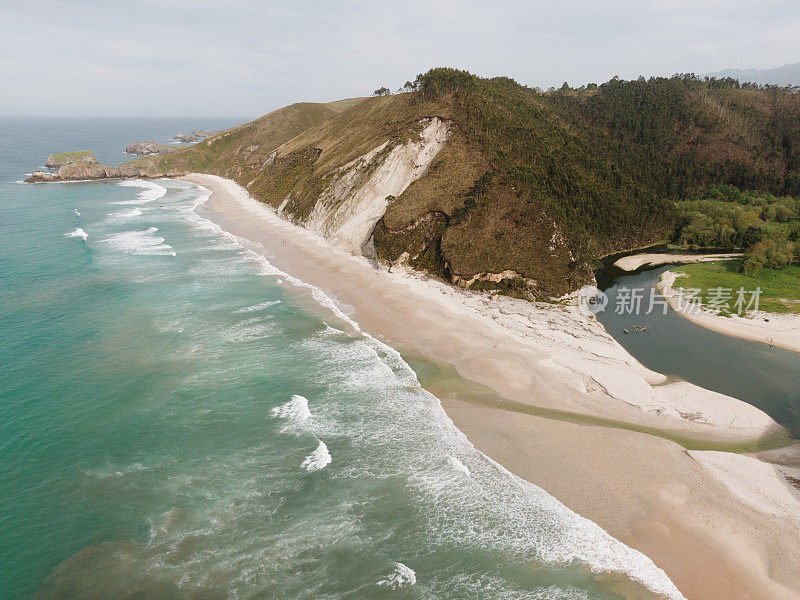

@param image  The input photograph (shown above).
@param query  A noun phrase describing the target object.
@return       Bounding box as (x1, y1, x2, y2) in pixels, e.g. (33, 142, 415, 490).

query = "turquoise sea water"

(0, 119, 683, 600)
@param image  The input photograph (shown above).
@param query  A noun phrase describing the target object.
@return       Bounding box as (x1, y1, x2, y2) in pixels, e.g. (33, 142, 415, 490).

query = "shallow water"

(0, 119, 683, 600)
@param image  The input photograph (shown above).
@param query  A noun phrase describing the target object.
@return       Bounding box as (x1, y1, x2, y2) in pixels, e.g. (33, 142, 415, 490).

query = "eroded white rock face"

(303, 118, 451, 255)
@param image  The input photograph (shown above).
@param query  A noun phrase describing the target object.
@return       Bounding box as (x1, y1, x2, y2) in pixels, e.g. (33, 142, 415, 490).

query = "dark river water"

(595, 263, 800, 437)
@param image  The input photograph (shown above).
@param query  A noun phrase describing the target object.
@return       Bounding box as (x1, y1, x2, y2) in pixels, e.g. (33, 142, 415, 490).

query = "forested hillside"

(33, 69, 800, 298)
(375, 69, 800, 296)
(673, 185, 799, 272)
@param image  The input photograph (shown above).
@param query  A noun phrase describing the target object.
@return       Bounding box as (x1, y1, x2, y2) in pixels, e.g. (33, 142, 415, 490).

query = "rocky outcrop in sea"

(125, 142, 175, 156)
(173, 130, 215, 143)
(26, 149, 182, 183)
(45, 151, 98, 168)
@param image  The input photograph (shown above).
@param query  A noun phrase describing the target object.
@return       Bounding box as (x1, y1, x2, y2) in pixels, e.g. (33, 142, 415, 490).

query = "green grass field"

(672, 260, 800, 314)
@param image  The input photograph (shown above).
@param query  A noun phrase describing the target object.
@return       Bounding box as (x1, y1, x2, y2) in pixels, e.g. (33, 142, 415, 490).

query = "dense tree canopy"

(673, 185, 800, 272)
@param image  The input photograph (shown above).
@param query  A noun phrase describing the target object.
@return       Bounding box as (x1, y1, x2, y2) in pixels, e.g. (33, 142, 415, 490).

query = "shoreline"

(657, 270, 800, 354)
(184, 173, 800, 600)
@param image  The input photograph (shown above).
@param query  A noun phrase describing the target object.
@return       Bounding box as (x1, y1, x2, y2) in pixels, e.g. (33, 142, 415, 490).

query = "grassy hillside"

(673, 261, 800, 314)
(135, 99, 364, 177)
(106, 69, 800, 298)
(45, 150, 97, 167)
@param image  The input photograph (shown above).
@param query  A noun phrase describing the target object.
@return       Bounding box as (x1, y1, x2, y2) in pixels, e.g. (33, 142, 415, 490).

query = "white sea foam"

(114, 179, 168, 204)
(74, 208, 81, 216)
(110, 207, 143, 220)
(86, 462, 149, 478)
(65, 228, 88, 241)
(223, 319, 277, 342)
(270, 395, 311, 422)
(177, 178, 686, 599)
(301, 439, 331, 472)
(377, 562, 416, 589)
(235, 300, 281, 313)
(447, 455, 471, 477)
(102, 227, 175, 256)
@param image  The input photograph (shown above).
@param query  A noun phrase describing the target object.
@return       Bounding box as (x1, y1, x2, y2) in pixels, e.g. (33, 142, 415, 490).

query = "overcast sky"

(1, 0, 799, 118)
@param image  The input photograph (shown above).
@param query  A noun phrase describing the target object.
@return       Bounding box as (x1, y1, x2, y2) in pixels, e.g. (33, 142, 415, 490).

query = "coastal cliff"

(28, 69, 800, 298)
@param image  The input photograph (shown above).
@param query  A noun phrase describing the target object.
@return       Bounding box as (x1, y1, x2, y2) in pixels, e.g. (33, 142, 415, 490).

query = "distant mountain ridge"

(704, 61, 800, 87)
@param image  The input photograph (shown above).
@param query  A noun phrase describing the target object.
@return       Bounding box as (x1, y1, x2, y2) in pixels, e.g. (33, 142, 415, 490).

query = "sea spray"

(301, 439, 332, 472)
(64, 228, 88, 241)
(271, 394, 311, 422)
(377, 562, 416, 589)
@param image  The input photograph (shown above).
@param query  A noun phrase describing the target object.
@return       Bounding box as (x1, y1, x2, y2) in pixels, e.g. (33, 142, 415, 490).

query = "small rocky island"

(26, 149, 183, 183)
(45, 151, 98, 168)
(125, 141, 175, 156)
(173, 130, 215, 143)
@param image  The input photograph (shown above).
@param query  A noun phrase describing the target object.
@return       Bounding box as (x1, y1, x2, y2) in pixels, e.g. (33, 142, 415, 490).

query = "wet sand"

(185, 173, 800, 600)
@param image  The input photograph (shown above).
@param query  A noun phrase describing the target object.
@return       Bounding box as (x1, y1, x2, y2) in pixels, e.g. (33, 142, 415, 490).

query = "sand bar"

(614, 253, 741, 272)
(185, 174, 800, 600)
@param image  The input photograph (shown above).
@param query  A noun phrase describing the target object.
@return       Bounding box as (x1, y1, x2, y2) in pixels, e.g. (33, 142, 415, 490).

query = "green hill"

(33, 70, 800, 298)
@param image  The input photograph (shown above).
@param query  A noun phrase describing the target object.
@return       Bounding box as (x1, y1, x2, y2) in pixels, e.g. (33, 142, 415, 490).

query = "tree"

(373, 87, 391, 96)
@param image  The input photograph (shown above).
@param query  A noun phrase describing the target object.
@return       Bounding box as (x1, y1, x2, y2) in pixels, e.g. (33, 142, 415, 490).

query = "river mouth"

(594, 253, 800, 439)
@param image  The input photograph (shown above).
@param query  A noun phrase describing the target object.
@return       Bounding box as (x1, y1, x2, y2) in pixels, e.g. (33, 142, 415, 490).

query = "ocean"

(0, 118, 683, 600)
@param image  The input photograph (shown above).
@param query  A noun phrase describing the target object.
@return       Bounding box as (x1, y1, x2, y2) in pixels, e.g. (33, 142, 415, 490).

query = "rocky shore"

(173, 129, 214, 143)
(25, 148, 182, 183)
(125, 141, 175, 156)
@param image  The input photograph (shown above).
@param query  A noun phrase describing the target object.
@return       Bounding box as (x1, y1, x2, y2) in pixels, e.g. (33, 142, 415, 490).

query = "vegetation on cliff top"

(377, 68, 800, 296)
(45, 150, 97, 167)
(67, 67, 800, 297)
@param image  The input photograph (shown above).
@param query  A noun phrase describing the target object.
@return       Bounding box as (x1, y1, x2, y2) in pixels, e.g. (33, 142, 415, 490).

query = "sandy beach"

(614, 253, 741, 272)
(186, 173, 800, 600)
(657, 270, 800, 354)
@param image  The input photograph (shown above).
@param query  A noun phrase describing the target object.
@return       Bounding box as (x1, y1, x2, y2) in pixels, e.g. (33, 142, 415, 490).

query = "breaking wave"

(109, 207, 143, 220)
(377, 562, 416, 589)
(235, 300, 281, 313)
(114, 179, 168, 204)
(64, 228, 88, 241)
(101, 227, 175, 256)
(301, 439, 331, 472)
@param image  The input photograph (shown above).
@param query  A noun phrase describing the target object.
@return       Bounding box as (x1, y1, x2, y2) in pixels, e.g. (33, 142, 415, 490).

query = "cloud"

(1, 0, 799, 116)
